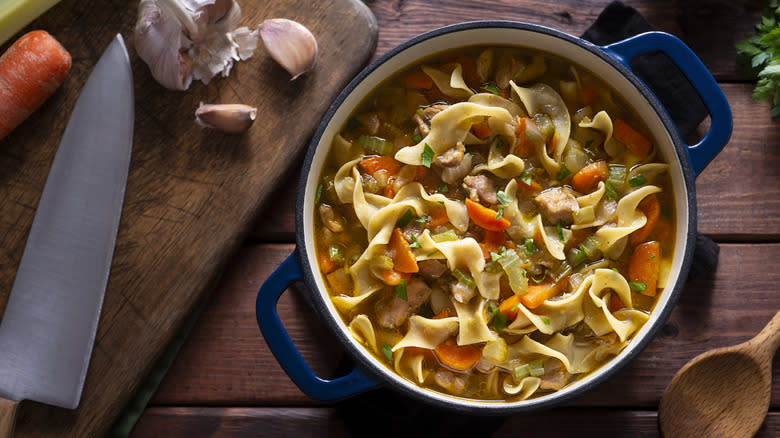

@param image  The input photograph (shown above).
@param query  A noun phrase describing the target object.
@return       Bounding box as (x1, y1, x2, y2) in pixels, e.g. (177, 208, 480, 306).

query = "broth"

(313, 45, 675, 401)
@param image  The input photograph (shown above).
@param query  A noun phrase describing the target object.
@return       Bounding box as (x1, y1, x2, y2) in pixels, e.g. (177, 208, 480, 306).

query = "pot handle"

(255, 250, 380, 401)
(602, 31, 732, 177)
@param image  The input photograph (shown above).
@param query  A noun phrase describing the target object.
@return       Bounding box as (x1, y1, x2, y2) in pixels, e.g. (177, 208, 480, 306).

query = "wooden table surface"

(129, 1, 780, 436)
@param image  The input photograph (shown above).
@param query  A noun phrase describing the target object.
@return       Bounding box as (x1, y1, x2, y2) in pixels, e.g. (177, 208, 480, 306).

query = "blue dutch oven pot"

(256, 21, 732, 414)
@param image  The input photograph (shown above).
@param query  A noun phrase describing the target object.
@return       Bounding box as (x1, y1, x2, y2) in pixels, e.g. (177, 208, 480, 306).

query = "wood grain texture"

(130, 407, 780, 438)
(0, 399, 18, 438)
(150, 243, 780, 407)
(365, 0, 765, 81)
(249, 83, 780, 241)
(0, 0, 377, 437)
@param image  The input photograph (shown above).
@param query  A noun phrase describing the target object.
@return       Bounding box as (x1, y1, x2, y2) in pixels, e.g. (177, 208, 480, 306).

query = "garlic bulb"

(135, 0, 259, 90)
(195, 102, 257, 133)
(259, 19, 318, 80)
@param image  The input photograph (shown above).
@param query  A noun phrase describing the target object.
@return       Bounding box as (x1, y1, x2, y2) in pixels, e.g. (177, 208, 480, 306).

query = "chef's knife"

(0, 34, 133, 435)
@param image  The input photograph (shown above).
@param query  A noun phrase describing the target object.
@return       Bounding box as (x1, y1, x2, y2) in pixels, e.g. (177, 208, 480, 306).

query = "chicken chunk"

(534, 187, 579, 224)
(463, 174, 498, 205)
(318, 204, 345, 232)
(412, 104, 449, 138)
(434, 142, 466, 168)
(376, 278, 432, 329)
(418, 259, 448, 280)
(539, 359, 570, 391)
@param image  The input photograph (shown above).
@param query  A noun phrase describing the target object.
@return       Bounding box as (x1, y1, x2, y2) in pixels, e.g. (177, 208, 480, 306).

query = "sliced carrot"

(630, 194, 661, 246)
(547, 132, 560, 155)
(383, 176, 397, 198)
(521, 279, 567, 309)
(434, 337, 481, 371)
(479, 230, 506, 260)
(0, 30, 72, 140)
(359, 156, 401, 177)
(514, 117, 544, 158)
(380, 269, 410, 286)
(628, 241, 660, 297)
(614, 118, 652, 158)
(428, 207, 449, 227)
(318, 251, 339, 275)
(608, 294, 625, 313)
(516, 175, 543, 194)
(433, 309, 451, 319)
(650, 217, 673, 242)
(401, 70, 433, 90)
(471, 121, 492, 140)
(571, 161, 609, 193)
(465, 198, 510, 231)
(498, 294, 522, 321)
(581, 82, 597, 107)
(389, 227, 419, 274)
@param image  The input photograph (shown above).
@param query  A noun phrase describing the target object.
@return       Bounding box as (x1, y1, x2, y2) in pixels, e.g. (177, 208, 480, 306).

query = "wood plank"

(131, 407, 349, 438)
(151, 243, 780, 407)
(131, 407, 780, 437)
(0, 1, 377, 437)
(250, 83, 780, 241)
(365, 0, 765, 81)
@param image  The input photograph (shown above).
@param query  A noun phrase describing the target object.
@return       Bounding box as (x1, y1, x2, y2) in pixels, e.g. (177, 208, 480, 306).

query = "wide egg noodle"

(452, 296, 497, 345)
(509, 81, 571, 177)
(503, 376, 541, 398)
(348, 314, 378, 354)
(544, 332, 625, 374)
(595, 185, 662, 255)
(395, 102, 515, 165)
(585, 268, 647, 342)
(503, 335, 574, 373)
(334, 158, 360, 204)
(416, 232, 498, 300)
(421, 63, 474, 99)
(468, 92, 526, 117)
(392, 315, 459, 351)
(538, 215, 571, 261)
(473, 137, 526, 179)
(572, 181, 605, 228)
(506, 275, 590, 335)
(578, 110, 613, 146)
(394, 347, 429, 384)
(628, 163, 669, 191)
(332, 293, 374, 316)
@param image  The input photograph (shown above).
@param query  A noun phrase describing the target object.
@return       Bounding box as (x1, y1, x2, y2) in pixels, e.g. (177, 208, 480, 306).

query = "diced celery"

(452, 268, 477, 290)
(513, 364, 530, 380)
(432, 230, 458, 242)
(607, 164, 626, 189)
(328, 244, 345, 263)
(529, 359, 545, 377)
(358, 135, 393, 155)
(498, 249, 528, 295)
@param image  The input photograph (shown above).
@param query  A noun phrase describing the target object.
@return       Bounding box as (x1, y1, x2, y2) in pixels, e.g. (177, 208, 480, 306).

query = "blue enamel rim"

(256, 20, 731, 414)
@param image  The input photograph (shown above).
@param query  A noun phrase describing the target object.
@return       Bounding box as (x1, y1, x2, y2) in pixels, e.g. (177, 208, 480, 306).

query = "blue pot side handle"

(602, 32, 733, 177)
(255, 250, 380, 401)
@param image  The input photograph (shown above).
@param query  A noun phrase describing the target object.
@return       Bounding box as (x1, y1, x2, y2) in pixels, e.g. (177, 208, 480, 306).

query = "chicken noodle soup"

(313, 46, 674, 401)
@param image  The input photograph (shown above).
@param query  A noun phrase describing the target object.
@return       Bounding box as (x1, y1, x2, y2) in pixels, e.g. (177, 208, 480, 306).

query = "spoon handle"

(747, 310, 780, 363)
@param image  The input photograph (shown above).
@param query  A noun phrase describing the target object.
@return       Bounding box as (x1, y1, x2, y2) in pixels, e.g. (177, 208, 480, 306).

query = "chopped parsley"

(556, 163, 571, 181)
(411, 133, 423, 143)
(629, 281, 647, 292)
(496, 190, 512, 207)
(522, 237, 536, 256)
(397, 209, 415, 227)
(490, 246, 507, 262)
(604, 180, 619, 200)
(421, 143, 435, 168)
(629, 174, 648, 187)
(556, 220, 565, 242)
(495, 207, 504, 220)
(490, 311, 508, 332)
(382, 343, 393, 362)
(496, 137, 505, 149)
(314, 183, 323, 204)
(396, 279, 408, 300)
(531, 273, 547, 284)
(481, 84, 500, 95)
(540, 316, 551, 325)
(414, 215, 431, 224)
(520, 172, 533, 186)
(408, 235, 422, 249)
(438, 182, 449, 193)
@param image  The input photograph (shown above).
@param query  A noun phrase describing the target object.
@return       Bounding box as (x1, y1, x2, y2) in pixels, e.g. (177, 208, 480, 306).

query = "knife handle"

(0, 398, 18, 438)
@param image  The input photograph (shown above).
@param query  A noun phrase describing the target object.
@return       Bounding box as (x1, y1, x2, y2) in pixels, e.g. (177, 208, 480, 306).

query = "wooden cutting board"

(0, 0, 377, 436)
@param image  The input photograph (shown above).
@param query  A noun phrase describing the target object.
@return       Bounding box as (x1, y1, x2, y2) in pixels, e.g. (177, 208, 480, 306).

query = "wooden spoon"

(659, 310, 780, 437)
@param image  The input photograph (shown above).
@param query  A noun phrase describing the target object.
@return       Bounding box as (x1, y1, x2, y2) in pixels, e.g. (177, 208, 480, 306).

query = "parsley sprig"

(736, 0, 780, 117)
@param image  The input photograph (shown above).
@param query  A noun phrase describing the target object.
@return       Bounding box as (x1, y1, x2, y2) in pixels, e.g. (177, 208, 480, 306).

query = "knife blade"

(0, 32, 133, 428)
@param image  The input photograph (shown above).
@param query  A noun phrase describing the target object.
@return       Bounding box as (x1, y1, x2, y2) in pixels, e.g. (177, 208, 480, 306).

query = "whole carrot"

(0, 30, 71, 140)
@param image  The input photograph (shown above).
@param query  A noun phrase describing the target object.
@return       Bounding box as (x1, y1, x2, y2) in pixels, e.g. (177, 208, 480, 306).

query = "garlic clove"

(259, 18, 318, 80)
(195, 103, 257, 133)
